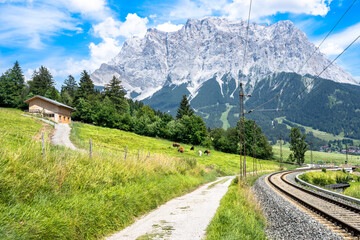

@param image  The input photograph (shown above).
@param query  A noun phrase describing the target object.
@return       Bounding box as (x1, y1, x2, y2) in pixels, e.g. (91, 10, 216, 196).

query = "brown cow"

(172, 143, 180, 147)
(204, 150, 210, 155)
(178, 147, 184, 153)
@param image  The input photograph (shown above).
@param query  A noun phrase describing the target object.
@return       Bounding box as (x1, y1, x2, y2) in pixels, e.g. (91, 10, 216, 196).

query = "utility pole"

(279, 135, 283, 169)
(253, 122, 257, 175)
(239, 82, 251, 179)
(346, 143, 348, 165)
(310, 142, 313, 168)
(239, 83, 243, 181)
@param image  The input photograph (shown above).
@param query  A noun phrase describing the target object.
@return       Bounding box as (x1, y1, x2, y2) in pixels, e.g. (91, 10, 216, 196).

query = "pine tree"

(29, 66, 54, 96)
(176, 95, 194, 119)
(74, 70, 95, 102)
(61, 75, 78, 106)
(103, 76, 127, 112)
(0, 61, 26, 108)
(61, 75, 77, 98)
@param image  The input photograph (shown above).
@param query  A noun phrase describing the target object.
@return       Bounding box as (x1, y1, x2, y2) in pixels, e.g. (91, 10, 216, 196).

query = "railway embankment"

(286, 171, 360, 209)
(253, 174, 342, 240)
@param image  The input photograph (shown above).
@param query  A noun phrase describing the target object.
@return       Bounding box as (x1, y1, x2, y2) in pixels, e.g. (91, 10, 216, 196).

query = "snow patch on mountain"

(91, 17, 358, 101)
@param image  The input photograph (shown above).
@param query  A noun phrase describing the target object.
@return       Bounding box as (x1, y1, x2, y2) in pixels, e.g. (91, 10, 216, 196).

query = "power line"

(246, 0, 358, 114)
(241, 0, 253, 79)
(283, 34, 360, 110)
(239, 0, 253, 180)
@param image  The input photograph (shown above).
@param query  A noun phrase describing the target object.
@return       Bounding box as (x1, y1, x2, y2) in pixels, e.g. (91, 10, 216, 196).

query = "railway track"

(267, 170, 360, 239)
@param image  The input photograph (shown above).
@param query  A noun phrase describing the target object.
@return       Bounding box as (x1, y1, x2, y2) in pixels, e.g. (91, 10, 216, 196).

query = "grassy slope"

(276, 117, 360, 144)
(272, 144, 360, 166)
(0, 108, 217, 239)
(300, 171, 360, 199)
(1, 108, 288, 239)
(70, 122, 285, 175)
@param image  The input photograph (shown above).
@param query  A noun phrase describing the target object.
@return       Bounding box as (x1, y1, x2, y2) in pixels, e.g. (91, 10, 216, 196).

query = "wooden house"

(24, 95, 75, 123)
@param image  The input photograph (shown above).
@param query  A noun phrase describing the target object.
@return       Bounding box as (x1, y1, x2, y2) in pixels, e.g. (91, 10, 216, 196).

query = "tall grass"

(0, 108, 295, 239)
(300, 171, 360, 200)
(205, 175, 267, 240)
(71, 122, 293, 175)
(0, 108, 218, 239)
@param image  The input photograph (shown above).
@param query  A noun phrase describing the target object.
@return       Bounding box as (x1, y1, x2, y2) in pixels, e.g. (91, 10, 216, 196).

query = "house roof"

(24, 95, 75, 111)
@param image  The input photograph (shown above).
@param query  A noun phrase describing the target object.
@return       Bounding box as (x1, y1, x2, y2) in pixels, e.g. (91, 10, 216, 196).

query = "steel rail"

(267, 170, 360, 238)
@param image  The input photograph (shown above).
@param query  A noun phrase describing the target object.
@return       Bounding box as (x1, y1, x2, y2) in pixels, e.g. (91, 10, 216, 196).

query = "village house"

(24, 95, 75, 123)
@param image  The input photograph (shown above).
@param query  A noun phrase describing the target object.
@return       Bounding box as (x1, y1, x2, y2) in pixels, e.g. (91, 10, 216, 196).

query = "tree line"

(0, 61, 273, 159)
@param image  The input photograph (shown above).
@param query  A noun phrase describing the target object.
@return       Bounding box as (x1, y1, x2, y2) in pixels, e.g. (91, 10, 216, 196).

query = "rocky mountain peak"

(91, 17, 358, 101)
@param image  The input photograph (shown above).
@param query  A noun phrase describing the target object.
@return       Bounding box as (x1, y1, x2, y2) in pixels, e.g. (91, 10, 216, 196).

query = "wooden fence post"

(141, 147, 143, 158)
(89, 138, 92, 158)
(41, 132, 45, 158)
(137, 148, 139, 160)
(125, 145, 127, 160)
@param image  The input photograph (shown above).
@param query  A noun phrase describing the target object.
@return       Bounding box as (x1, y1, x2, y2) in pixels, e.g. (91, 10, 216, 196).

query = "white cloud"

(168, 0, 331, 21)
(149, 14, 157, 19)
(156, 22, 183, 32)
(56, 13, 148, 76)
(64, 0, 106, 14)
(319, 22, 360, 56)
(93, 17, 122, 39)
(169, 0, 213, 20)
(0, 4, 81, 49)
(226, 0, 330, 19)
(119, 13, 149, 38)
(93, 14, 148, 39)
(89, 38, 122, 67)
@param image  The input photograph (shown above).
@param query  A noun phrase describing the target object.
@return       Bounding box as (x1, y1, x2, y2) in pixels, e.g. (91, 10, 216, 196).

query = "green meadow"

(272, 144, 360, 166)
(0, 108, 292, 239)
(71, 121, 288, 175)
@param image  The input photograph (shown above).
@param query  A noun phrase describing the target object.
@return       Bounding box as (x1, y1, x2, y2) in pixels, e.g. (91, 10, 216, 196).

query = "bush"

(322, 168, 326, 173)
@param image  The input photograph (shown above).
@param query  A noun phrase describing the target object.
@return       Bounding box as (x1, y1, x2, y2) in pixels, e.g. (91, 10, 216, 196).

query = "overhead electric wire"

(283, 34, 360, 110)
(246, 0, 358, 114)
(241, 0, 253, 78)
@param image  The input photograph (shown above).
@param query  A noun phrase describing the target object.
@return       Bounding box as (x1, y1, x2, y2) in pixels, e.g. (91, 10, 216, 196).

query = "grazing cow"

(190, 146, 194, 150)
(178, 147, 184, 153)
(198, 150, 202, 156)
(172, 143, 180, 147)
(204, 150, 210, 156)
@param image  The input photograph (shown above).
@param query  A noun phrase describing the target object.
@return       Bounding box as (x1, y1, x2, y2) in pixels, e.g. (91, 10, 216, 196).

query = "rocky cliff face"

(91, 17, 357, 102)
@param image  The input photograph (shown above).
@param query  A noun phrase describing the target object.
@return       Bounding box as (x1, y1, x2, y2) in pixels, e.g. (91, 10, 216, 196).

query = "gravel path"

(106, 176, 234, 240)
(51, 123, 77, 150)
(22, 114, 77, 150)
(253, 174, 342, 240)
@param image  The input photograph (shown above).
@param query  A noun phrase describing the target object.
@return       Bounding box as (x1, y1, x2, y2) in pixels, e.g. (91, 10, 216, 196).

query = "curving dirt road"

(106, 176, 234, 240)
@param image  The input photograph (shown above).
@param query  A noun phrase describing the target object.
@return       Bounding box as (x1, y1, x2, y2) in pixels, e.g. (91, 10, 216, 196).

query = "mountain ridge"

(91, 17, 358, 102)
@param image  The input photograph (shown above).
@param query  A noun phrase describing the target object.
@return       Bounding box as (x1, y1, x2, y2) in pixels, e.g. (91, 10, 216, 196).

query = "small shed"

(24, 95, 75, 123)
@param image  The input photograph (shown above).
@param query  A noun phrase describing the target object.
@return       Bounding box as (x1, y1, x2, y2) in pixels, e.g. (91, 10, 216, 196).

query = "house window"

(44, 113, 54, 118)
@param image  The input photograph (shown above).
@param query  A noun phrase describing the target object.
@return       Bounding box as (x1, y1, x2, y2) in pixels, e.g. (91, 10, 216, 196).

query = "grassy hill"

(0, 107, 289, 239)
(276, 117, 360, 145)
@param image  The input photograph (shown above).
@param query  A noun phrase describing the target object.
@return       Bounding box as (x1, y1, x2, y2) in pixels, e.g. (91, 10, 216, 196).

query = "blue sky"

(0, 0, 359, 88)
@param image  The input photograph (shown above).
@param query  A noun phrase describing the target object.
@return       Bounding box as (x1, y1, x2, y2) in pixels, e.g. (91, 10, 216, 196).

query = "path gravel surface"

(106, 176, 234, 240)
(22, 114, 77, 150)
(51, 123, 77, 150)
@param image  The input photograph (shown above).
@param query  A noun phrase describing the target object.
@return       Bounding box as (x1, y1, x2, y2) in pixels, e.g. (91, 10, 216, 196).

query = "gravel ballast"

(253, 174, 342, 240)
